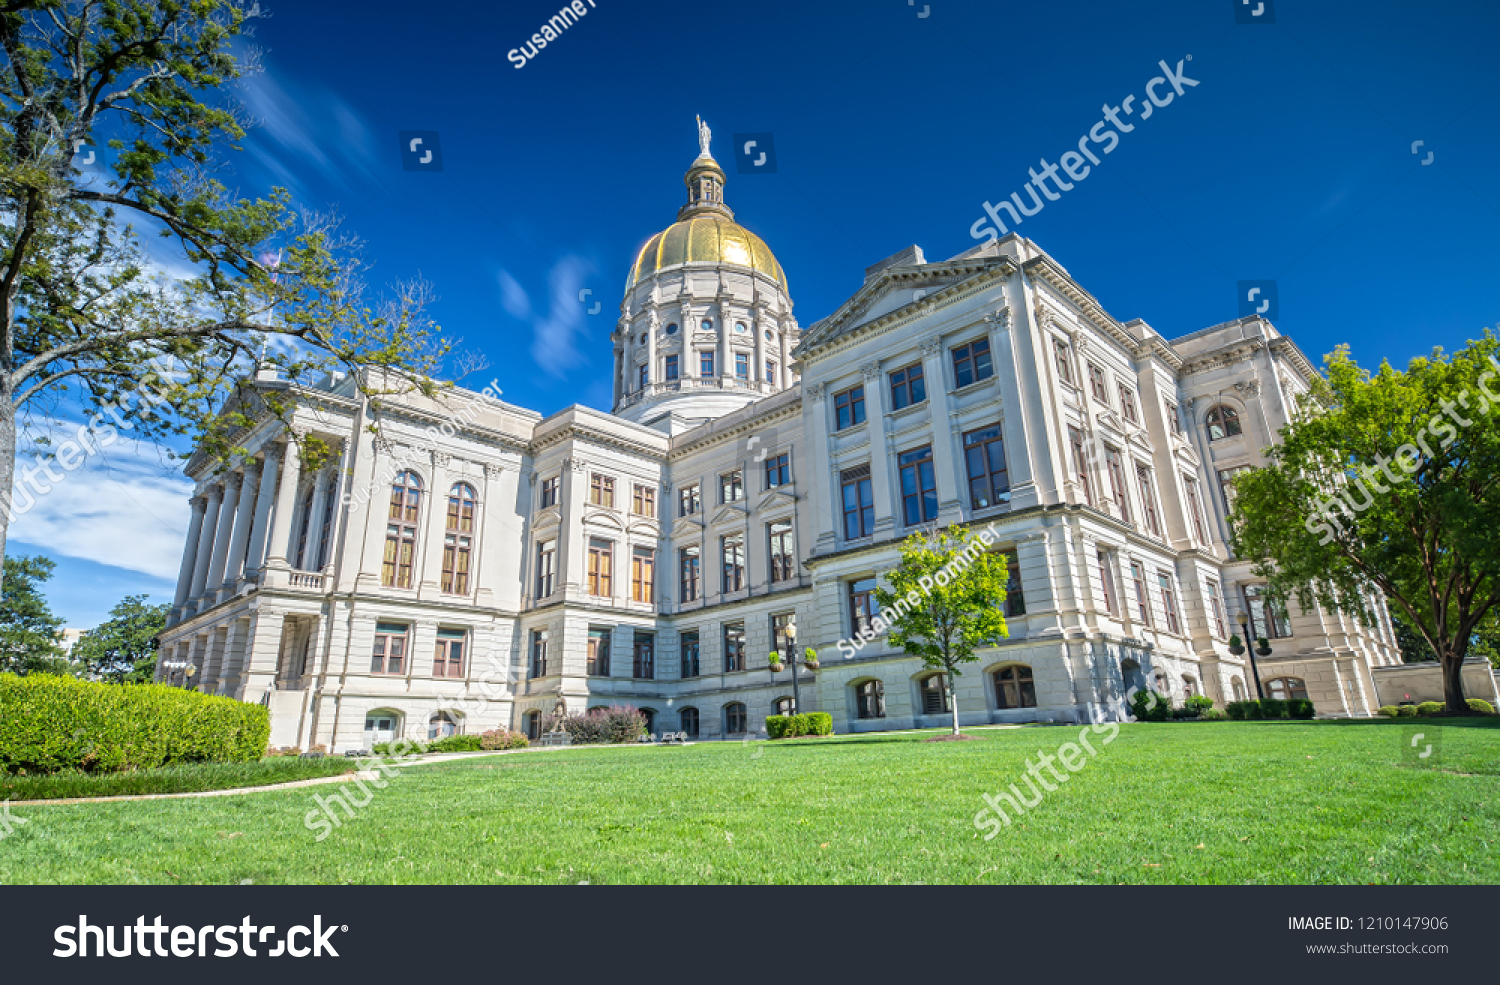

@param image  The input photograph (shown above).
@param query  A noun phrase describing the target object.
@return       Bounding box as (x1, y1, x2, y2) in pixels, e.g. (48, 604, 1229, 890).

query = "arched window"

(363, 712, 398, 744)
(1265, 677, 1308, 701)
(920, 673, 951, 715)
(994, 665, 1036, 709)
(1205, 405, 1243, 441)
(680, 707, 699, 738)
(429, 711, 459, 739)
(524, 710, 542, 740)
(774, 696, 796, 716)
(442, 482, 477, 595)
(1231, 677, 1246, 701)
(383, 471, 422, 588)
(724, 702, 747, 734)
(639, 708, 657, 733)
(316, 476, 339, 570)
(1182, 674, 1197, 697)
(855, 680, 885, 719)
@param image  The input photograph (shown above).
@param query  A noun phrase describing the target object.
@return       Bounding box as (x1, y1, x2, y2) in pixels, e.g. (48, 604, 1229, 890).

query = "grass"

(2, 719, 1498, 884)
(0, 757, 356, 802)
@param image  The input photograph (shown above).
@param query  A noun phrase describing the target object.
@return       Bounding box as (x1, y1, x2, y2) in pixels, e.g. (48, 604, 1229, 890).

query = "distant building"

(59, 628, 86, 655)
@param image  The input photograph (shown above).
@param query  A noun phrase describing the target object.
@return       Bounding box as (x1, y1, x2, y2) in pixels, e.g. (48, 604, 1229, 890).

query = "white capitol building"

(156, 123, 1474, 751)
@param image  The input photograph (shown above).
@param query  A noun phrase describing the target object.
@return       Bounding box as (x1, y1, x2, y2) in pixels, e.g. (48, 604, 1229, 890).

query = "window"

(638, 364, 648, 390)
(679, 483, 701, 516)
(952, 337, 993, 387)
(429, 712, 458, 740)
(766, 360, 777, 383)
(632, 632, 654, 679)
(680, 630, 700, 678)
(841, 465, 874, 539)
(1130, 561, 1151, 626)
(921, 674, 951, 714)
(1206, 580, 1227, 638)
(1088, 363, 1109, 404)
(994, 665, 1036, 709)
(535, 540, 556, 598)
(1098, 551, 1117, 615)
(768, 519, 795, 583)
(1136, 466, 1161, 537)
(774, 696, 796, 716)
(890, 362, 926, 410)
(849, 578, 877, 637)
(679, 545, 701, 602)
(1183, 477, 1207, 544)
(680, 707, 700, 738)
(587, 628, 611, 676)
(1104, 447, 1131, 523)
(1265, 677, 1309, 701)
(1206, 405, 1243, 441)
(1164, 400, 1181, 434)
(1232, 677, 1246, 701)
(524, 711, 542, 741)
(735, 352, 749, 379)
(295, 486, 315, 569)
(1053, 339, 1073, 385)
(963, 424, 1010, 509)
(433, 628, 466, 678)
(665, 322, 678, 335)
(371, 622, 409, 675)
(771, 612, 795, 655)
(364, 713, 397, 743)
(664, 354, 679, 381)
(587, 538, 612, 597)
(899, 446, 938, 525)
(855, 680, 886, 719)
(590, 474, 615, 508)
(1068, 426, 1093, 506)
(632, 484, 656, 517)
(316, 476, 338, 570)
(539, 476, 558, 509)
(529, 629, 549, 678)
(721, 533, 745, 593)
(1182, 675, 1198, 697)
(723, 623, 745, 672)
(382, 471, 422, 588)
(720, 469, 744, 504)
(1157, 572, 1181, 633)
(441, 482, 476, 595)
(1004, 552, 1027, 617)
(834, 386, 866, 429)
(1218, 466, 1250, 514)
(631, 546, 655, 603)
(765, 452, 790, 488)
(700, 351, 715, 378)
(725, 702, 748, 734)
(1119, 385, 1138, 424)
(1245, 584, 1291, 639)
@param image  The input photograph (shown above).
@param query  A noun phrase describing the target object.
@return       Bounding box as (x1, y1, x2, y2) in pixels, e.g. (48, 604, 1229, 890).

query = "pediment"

(756, 484, 796, 511)
(582, 508, 624, 531)
(1126, 429, 1155, 454)
(710, 503, 748, 526)
(1095, 410, 1125, 436)
(627, 517, 662, 540)
(532, 505, 562, 531)
(672, 514, 706, 539)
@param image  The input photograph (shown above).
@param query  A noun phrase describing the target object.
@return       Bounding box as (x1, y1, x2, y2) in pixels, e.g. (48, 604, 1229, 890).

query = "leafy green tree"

(1232, 336, 1500, 714)
(0, 554, 68, 675)
(72, 593, 168, 683)
(873, 527, 1011, 736)
(0, 0, 452, 592)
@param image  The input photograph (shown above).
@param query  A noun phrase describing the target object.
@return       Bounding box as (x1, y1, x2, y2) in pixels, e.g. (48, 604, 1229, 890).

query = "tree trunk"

(1442, 650, 1475, 715)
(0, 394, 14, 596)
(949, 668, 961, 736)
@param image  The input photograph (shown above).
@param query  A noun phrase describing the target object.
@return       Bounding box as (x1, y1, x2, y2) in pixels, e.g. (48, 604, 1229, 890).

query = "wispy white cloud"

(499, 256, 601, 379)
(235, 66, 381, 205)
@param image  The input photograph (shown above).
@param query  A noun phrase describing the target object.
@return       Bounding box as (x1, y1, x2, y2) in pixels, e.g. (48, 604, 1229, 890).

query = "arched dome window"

(665, 323, 678, 335)
(1205, 405, 1243, 441)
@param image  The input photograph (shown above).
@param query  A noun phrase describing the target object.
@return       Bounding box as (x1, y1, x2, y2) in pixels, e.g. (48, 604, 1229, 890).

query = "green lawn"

(3, 719, 1498, 885)
(0, 757, 356, 802)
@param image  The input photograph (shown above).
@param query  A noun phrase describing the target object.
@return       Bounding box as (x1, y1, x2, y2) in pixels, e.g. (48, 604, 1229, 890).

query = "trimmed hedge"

(1468, 699, 1496, 715)
(0, 673, 269, 774)
(1377, 705, 1400, 718)
(1397, 704, 1419, 717)
(1288, 698, 1315, 720)
(765, 712, 834, 739)
(1225, 698, 1315, 721)
(1259, 698, 1288, 719)
(1416, 701, 1445, 717)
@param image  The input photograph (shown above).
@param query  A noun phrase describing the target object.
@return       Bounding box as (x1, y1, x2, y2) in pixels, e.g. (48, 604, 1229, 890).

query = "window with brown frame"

(535, 539, 556, 598)
(529, 629, 549, 678)
(952, 337, 993, 388)
(768, 519, 794, 583)
(1265, 677, 1309, 701)
(963, 424, 1010, 509)
(680, 630, 700, 678)
(539, 475, 558, 508)
(899, 446, 937, 525)
(889, 362, 926, 410)
(771, 612, 795, 655)
(1206, 579, 1227, 638)
(589, 473, 615, 508)
(371, 622, 409, 675)
(921, 674, 951, 714)
(1053, 339, 1074, 385)
(994, 665, 1036, 709)
(834, 385, 866, 430)
(720, 469, 744, 504)
(1130, 561, 1151, 626)
(587, 628, 611, 676)
(723, 622, 745, 673)
(382, 471, 422, 588)
(1157, 571, 1181, 633)
(721, 533, 745, 593)
(441, 482, 476, 595)
(1205, 405, 1243, 441)
(1164, 400, 1181, 434)
(632, 632, 655, 679)
(1136, 465, 1161, 537)
(679, 483, 701, 516)
(679, 706, 700, 737)
(841, 464, 874, 539)
(631, 546, 655, 603)
(855, 680, 886, 719)
(586, 538, 612, 597)
(725, 702, 748, 734)
(680, 545, 701, 602)
(1119, 384, 1138, 423)
(850, 578, 877, 637)
(1098, 551, 1117, 615)
(1104, 447, 1131, 523)
(1004, 551, 1026, 617)
(765, 452, 790, 489)
(1183, 476, 1207, 544)
(433, 628, 466, 678)
(632, 484, 656, 517)
(1088, 363, 1109, 404)
(1245, 584, 1292, 639)
(1068, 425, 1093, 506)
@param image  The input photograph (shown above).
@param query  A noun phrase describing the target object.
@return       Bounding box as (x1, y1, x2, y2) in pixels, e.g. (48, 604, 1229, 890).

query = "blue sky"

(14, 0, 1499, 627)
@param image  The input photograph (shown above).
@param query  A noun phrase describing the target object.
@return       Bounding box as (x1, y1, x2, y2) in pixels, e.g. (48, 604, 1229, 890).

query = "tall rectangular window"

(1158, 572, 1181, 634)
(963, 424, 1009, 509)
(1183, 476, 1207, 544)
(680, 630, 700, 678)
(720, 469, 744, 504)
(589, 474, 614, 508)
(1130, 561, 1151, 626)
(587, 628, 611, 676)
(371, 622, 409, 675)
(441, 531, 472, 595)
(664, 353, 679, 381)
(382, 520, 418, 589)
(1105, 446, 1131, 523)
(1053, 338, 1073, 385)
(721, 533, 746, 593)
(587, 538, 612, 597)
(1206, 580, 1227, 639)
(890, 362, 926, 410)
(535, 540, 556, 598)
(539, 476, 558, 508)
(771, 612, 795, 654)
(632, 632, 654, 679)
(735, 352, 750, 380)
(632, 484, 656, 517)
(768, 519, 794, 583)
(849, 578, 877, 637)
(1004, 551, 1027, 617)
(631, 547, 655, 603)
(723, 622, 745, 672)
(680, 545, 701, 602)
(952, 337, 993, 387)
(899, 446, 938, 526)
(1164, 400, 1181, 434)
(700, 351, 715, 378)
(638, 364, 648, 391)
(433, 628, 466, 678)
(765, 452, 790, 488)
(1218, 466, 1250, 514)
(1088, 363, 1109, 404)
(1245, 584, 1291, 640)
(834, 386, 866, 429)
(766, 359, 777, 383)
(841, 464, 874, 539)
(1119, 385, 1138, 424)
(1136, 466, 1161, 537)
(529, 629, 549, 678)
(679, 483, 701, 516)
(1098, 551, 1116, 615)
(1068, 425, 1093, 506)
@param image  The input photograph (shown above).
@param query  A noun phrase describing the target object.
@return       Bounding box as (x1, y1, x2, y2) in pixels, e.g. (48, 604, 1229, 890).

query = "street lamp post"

(1237, 613, 1265, 700)
(784, 620, 800, 715)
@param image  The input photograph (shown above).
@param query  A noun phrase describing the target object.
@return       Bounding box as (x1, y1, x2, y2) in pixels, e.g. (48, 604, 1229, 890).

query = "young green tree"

(1232, 335, 1500, 714)
(0, 1, 453, 592)
(72, 593, 168, 683)
(0, 554, 68, 675)
(873, 527, 1011, 736)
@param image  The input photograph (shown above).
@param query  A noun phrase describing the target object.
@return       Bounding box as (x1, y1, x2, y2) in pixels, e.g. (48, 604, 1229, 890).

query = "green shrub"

(1200, 708, 1229, 721)
(1172, 706, 1200, 719)
(480, 728, 528, 750)
(1416, 701, 1445, 717)
(1397, 704, 1418, 717)
(1377, 705, 1400, 718)
(1225, 700, 1251, 720)
(1185, 695, 1215, 715)
(0, 673, 268, 774)
(764, 715, 788, 739)
(427, 734, 483, 752)
(371, 739, 430, 757)
(1259, 698, 1288, 719)
(1129, 689, 1171, 722)
(803, 712, 833, 735)
(1467, 698, 1496, 715)
(1287, 698, 1315, 720)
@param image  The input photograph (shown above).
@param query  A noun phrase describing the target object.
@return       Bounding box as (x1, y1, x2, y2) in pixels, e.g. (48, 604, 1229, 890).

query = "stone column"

(237, 611, 285, 705)
(170, 496, 208, 621)
(621, 323, 633, 397)
(264, 443, 304, 568)
(202, 472, 242, 599)
(717, 306, 731, 383)
(780, 322, 793, 388)
(218, 462, 260, 601)
(242, 445, 282, 580)
(187, 484, 224, 606)
(918, 334, 964, 524)
(418, 453, 451, 598)
(558, 458, 588, 594)
(806, 384, 837, 553)
(752, 308, 765, 389)
(645, 316, 657, 395)
(860, 361, 896, 538)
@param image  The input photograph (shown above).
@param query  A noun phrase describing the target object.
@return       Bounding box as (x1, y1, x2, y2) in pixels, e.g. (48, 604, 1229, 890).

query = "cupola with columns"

(613, 117, 799, 433)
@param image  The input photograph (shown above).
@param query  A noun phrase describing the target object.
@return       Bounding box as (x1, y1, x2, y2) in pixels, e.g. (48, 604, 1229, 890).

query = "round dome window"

(764, 330, 774, 342)
(665, 323, 679, 335)
(701, 319, 714, 332)
(735, 322, 748, 334)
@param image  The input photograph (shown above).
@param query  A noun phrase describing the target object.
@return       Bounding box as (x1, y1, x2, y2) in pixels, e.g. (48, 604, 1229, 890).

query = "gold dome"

(628, 215, 788, 293)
